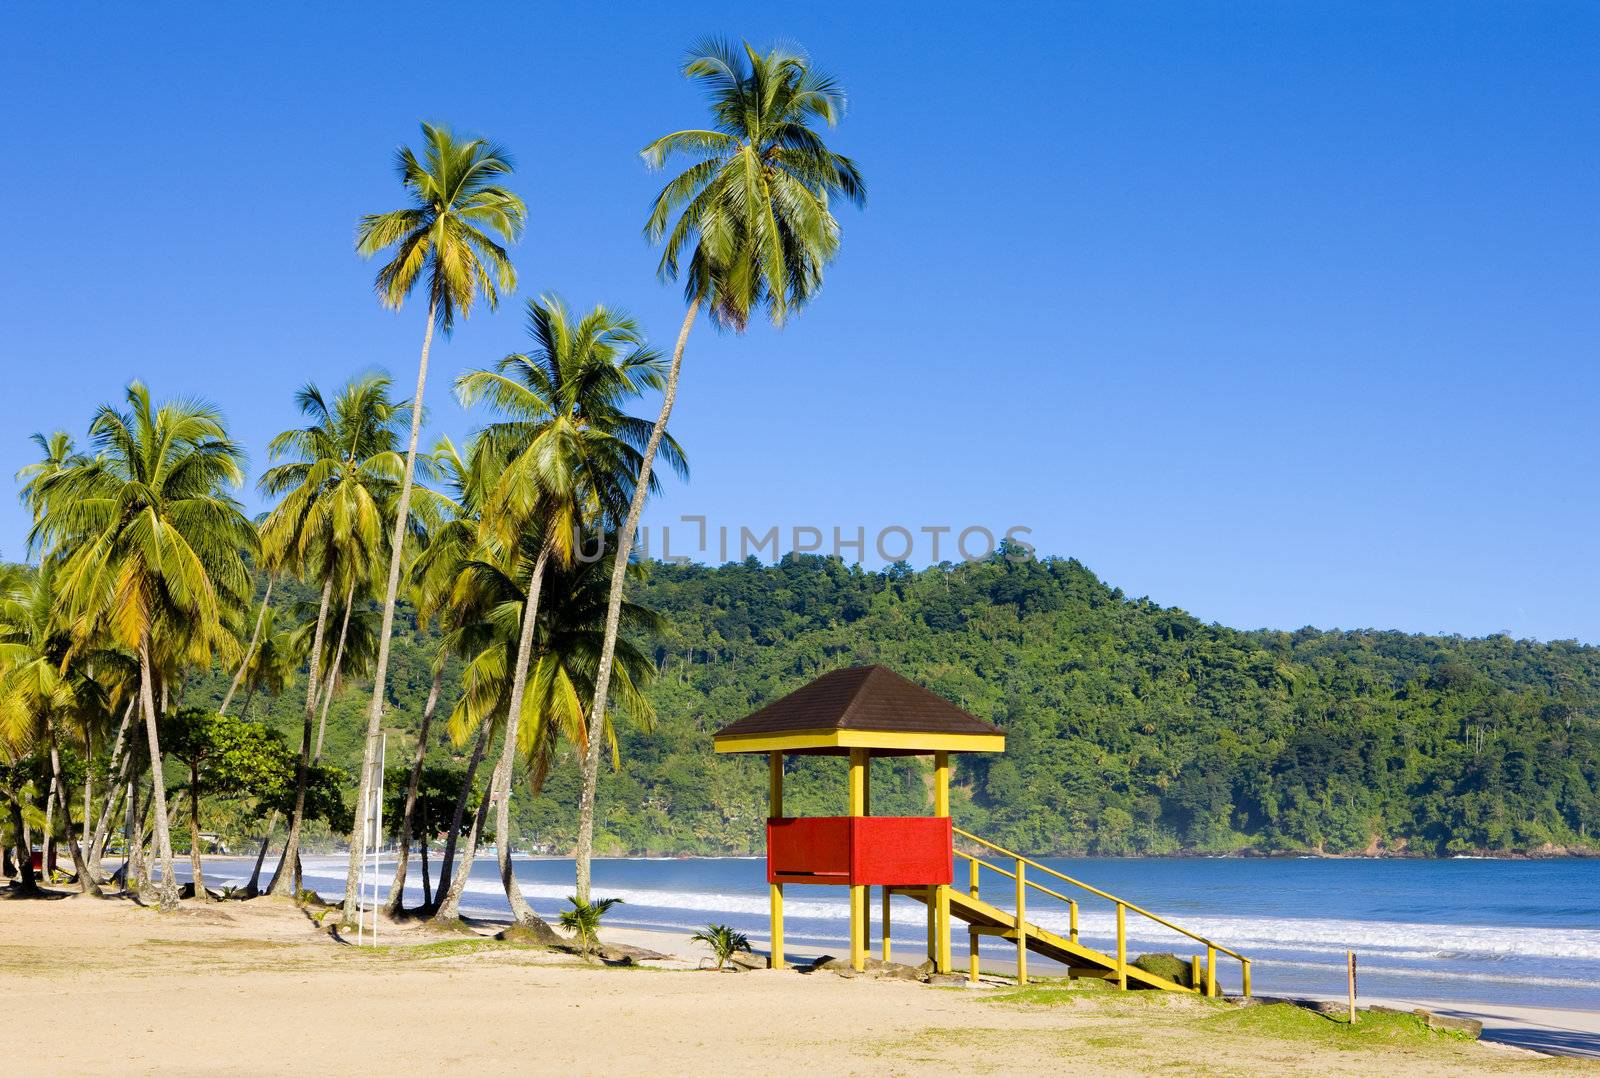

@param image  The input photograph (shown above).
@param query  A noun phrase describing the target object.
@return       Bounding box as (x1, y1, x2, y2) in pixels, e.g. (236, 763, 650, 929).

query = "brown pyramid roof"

(713, 666, 1005, 755)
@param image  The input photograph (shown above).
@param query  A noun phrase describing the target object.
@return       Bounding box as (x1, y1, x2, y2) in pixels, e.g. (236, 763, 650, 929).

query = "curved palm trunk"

(220, 577, 273, 716)
(269, 576, 333, 898)
(574, 298, 699, 901)
(137, 636, 179, 909)
(344, 296, 436, 927)
(432, 769, 493, 923)
(46, 728, 100, 896)
(6, 797, 40, 895)
(87, 700, 134, 869)
(431, 719, 487, 913)
(384, 662, 442, 914)
(492, 544, 552, 927)
(418, 803, 432, 908)
(244, 809, 277, 896)
(314, 583, 356, 761)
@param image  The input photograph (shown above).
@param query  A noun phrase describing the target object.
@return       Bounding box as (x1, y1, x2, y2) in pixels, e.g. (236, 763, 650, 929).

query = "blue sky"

(3, 3, 1596, 642)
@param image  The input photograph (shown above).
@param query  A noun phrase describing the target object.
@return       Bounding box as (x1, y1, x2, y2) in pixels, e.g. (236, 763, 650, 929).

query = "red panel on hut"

(851, 817, 953, 886)
(766, 816, 952, 886)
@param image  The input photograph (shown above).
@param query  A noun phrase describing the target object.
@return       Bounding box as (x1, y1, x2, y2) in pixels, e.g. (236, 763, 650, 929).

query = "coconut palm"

(573, 39, 866, 899)
(559, 895, 622, 960)
(690, 923, 752, 970)
(0, 565, 107, 895)
(345, 122, 526, 925)
(31, 383, 255, 908)
(430, 539, 659, 924)
(453, 295, 678, 924)
(258, 374, 406, 896)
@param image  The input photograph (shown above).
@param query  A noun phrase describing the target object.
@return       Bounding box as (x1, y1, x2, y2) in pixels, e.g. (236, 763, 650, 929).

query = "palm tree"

(32, 383, 255, 909)
(453, 295, 679, 924)
(0, 565, 106, 896)
(258, 374, 406, 897)
(573, 39, 866, 899)
(690, 923, 752, 970)
(345, 122, 526, 925)
(559, 895, 622, 961)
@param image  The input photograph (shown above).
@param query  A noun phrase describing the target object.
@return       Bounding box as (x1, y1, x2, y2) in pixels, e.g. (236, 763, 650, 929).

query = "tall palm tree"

(573, 39, 866, 899)
(345, 122, 526, 925)
(455, 295, 679, 922)
(32, 383, 255, 909)
(0, 565, 106, 896)
(258, 374, 406, 896)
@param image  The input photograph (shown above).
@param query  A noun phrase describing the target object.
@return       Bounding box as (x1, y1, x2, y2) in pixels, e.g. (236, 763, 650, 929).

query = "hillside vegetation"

(202, 548, 1600, 859)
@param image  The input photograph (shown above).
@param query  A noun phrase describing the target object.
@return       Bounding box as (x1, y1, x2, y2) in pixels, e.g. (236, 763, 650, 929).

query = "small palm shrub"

(560, 895, 623, 960)
(690, 923, 753, 970)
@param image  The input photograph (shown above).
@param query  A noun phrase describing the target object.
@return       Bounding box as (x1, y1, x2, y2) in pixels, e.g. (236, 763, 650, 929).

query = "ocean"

(225, 853, 1600, 1010)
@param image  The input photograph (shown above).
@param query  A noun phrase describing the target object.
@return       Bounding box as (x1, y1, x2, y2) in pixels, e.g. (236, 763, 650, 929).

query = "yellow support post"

(969, 927, 979, 984)
(1242, 958, 1252, 999)
(1191, 954, 1202, 992)
(1069, 899, 1079, 943)
(848, 749, 866, 972)
(1207, 945, 1217, 998)
(926, 885, 938, 965)
(1015, 858, 1028, 985)
(1116, 902, 1128, 990)
(934, 751, 952, 974)
(769, 752, 784, 969)
(881, 886, 891, 963)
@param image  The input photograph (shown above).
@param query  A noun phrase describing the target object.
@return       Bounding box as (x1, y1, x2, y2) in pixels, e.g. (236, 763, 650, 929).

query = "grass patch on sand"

(1201, 1004, 1473, 1049)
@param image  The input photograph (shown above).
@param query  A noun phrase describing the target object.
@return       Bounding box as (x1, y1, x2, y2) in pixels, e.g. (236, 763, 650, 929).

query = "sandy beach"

(2, 890, 1593, 1076)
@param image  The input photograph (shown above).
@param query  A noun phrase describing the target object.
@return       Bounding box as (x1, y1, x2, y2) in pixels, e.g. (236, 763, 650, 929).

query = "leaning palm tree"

(344, 123, 526, 925)
(454, 295, 679, 925)
(258, 374, 407, 897)
(31, 383, 255, 909)
(573, 39, 866, 899)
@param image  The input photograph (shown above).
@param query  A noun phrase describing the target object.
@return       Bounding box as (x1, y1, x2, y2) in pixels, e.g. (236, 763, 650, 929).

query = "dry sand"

(1, 890, 1592, 1076)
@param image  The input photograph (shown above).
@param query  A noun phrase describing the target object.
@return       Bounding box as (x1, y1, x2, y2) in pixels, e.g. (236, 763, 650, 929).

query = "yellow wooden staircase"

(894, 828, 1251, 996)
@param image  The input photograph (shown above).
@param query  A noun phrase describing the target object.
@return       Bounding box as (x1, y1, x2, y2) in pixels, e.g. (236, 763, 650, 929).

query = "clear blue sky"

(3, 4, 1596, 642)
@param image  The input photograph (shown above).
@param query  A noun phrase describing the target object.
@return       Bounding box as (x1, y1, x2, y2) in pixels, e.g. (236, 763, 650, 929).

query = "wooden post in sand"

(1347, 951, 1357, 1023)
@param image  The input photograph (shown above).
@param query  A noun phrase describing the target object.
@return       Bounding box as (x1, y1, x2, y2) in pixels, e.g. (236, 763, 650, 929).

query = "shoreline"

(4, 888, 1598, 1072)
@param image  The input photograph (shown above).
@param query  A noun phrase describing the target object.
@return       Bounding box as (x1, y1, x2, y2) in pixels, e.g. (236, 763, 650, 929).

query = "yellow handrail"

(953, 827, 1246, 962)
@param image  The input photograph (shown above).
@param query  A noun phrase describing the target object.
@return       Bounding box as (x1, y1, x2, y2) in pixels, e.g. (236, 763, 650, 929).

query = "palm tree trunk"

(419, 803, 432, 909)
(220, 577, 273, 716)
(88, 700, 134, 867)
(345, 295, 437, 926)
(46, 728, 100, 896)
(314, 583, 356, 761)
(433, 771, 492, 923)
(574, 298, 699, 901)
(6, 797, 40, 895)
(138, 635, 180, 909)
(187, 760, 207, 901)
(429, 719, 488, 921)
(269, 576, 333, 898)
(123, 780, 142, 892)
(491, 543, 552, 927)
(384, 662, 442, 913)
(42, 775, 56, 881)
(245, 810, 277, 896)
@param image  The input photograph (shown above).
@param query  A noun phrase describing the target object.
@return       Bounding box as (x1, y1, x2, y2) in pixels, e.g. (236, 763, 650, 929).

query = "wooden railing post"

(1206, 945, 1217, 997)
(1014, 858, 1028, 985)
(881, 886, 892, 963)
(1116, 902, 1127, 990)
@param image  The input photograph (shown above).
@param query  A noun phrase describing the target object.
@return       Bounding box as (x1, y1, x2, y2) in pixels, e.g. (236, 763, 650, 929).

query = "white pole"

(373, 732, 385, 945)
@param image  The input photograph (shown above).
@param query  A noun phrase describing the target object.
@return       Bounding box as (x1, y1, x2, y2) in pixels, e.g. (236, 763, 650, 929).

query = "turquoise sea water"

(240, 854, 1600, 1010)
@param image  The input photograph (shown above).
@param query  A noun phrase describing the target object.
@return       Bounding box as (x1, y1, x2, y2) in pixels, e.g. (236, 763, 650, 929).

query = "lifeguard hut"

(715, 665, 1253, 995)
(713, 665, 1001, 973)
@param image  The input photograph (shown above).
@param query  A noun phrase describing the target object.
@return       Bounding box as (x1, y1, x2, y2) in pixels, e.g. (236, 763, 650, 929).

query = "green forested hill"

(205, 550, 1600, 858)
